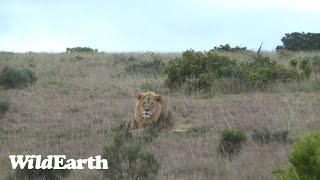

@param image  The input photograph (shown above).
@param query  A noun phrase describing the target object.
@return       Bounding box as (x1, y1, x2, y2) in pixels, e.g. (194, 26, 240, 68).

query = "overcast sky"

(0, 0, 320, 52)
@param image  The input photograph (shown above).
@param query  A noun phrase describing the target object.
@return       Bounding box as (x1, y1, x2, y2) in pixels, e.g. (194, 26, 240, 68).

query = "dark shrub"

(103, 123, 160, 180)
(165, 49, 301, 94)
(66, 47, 97, 53)
(165, 50, 236, 91)
(281, 32, 320, 51)
(299, 58, 312, 78)
(276, 45, 286, 51)
(210, 44, 250, 52)
(274, 132, 320, 179)
(0, 98, 11, 114)
(0, 66, 37, 89)
(239, 56, 301, 91)
(217, 129, 246, 157)
(289, 59, 298, 67)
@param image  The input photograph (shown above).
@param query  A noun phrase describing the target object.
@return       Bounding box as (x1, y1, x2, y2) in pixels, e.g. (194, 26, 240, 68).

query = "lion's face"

(137, 92, 161, 118)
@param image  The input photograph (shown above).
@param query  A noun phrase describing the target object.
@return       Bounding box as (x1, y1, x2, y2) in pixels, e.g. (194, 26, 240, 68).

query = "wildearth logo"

(9, 155, 108, 170)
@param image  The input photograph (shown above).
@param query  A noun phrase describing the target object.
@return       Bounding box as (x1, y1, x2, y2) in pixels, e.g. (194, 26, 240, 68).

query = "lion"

(132, 91, 171, 129)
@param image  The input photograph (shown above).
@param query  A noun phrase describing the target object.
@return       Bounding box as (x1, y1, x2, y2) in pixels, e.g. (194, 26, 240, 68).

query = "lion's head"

(137, 92, 161, 118)
(133, 91, 168, 129)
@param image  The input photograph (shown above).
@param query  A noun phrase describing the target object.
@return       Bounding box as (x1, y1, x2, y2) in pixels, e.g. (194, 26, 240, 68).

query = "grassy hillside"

(0, 51, 319, 179)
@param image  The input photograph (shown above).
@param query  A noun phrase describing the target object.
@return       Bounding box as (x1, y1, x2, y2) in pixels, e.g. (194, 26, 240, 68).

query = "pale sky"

(0, 0, 320, 52)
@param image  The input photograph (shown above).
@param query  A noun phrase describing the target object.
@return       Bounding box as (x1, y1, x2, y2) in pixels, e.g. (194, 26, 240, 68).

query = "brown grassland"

(0, 51, 319, 179)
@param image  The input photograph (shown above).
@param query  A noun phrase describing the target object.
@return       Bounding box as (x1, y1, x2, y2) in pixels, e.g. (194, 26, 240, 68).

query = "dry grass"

(0, 51, 319, 179)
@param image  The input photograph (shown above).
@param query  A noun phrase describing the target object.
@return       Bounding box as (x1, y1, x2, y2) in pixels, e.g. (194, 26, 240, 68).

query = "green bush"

(0, 98, 11, 114)
(217, 129, 246, 157)
(103, 123, 160, 180)
(299, 58, 312, 78)
(210, 44, 251, 52)
(290, 59, 298, 67)
(274, 132, 320, 180)
(165, 50, 236, 91)
(125, 57, 165, 76)
(183, 73, 215, 93)
(0, 66, 37, 89)
(276, 45, 286, 51)
(66, 47, 97, 53)
(280, 32, 320, 51)
(164, 50, 301, 94)
(239, 56, 301, 91)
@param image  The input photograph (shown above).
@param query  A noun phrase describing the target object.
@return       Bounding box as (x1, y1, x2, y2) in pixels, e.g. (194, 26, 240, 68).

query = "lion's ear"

(137, 93, 143, 100)
(155, 95, 161, 102)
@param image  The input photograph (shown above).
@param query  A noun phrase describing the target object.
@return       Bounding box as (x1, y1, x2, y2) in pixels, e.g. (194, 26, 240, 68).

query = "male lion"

(132, 91, 171, 129)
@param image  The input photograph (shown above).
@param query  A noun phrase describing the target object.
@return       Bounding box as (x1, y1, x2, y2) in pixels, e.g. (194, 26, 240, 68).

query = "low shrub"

(0, 98, 11, 114)
(217, 129, 246, 157)
(280, 32, 320, 51)
(289, 59, 298, 67)
(276, 45, 286, 51)
(239, 56, 301, 91)
(165, 49, 301, 94)
(0, 66, 37, 89)
(66, 47, 97, 53)
(274, 132, 320, 179)
(299, 58, 312, 78)
(210, 44, 250, 52)
(103, 123, 160, 180)
(165, 50, 236, 91)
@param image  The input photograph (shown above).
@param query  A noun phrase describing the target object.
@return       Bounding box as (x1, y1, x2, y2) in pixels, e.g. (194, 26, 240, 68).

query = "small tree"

(280, 32, 320, 51)
(0, 66, 37, 89)
(210, 44, 249, 52)
(217, 129, 247, 157)
(274, 132, 320, 180)
(66, 47, 98, 53)
(103, 123, 160, 180)
(0, 98, 11, 115)
(299, 58, 312, 78)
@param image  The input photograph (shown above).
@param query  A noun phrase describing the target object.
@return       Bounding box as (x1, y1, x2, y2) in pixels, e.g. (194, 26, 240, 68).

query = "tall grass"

(0, 51, 319, 179)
